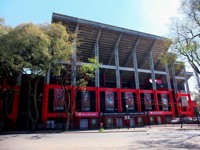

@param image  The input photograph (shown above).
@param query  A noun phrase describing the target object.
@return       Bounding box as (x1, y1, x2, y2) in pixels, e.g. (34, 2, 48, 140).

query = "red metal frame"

(41, 84, 179, 127)
(119, 88, 138, 112)
(156, 90, 175, 116)
(176, 92, 193, 117)
(0, 85, 20, 129)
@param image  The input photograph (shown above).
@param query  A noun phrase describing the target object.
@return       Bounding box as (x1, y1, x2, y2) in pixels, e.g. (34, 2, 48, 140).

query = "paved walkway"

(1, 124, 200, 150)
(66, 124, 200, 134)
(1, 124, 200, 135)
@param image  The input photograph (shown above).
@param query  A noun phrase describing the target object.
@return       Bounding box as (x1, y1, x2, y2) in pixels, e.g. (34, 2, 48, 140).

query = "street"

(1, 125, 200, 150)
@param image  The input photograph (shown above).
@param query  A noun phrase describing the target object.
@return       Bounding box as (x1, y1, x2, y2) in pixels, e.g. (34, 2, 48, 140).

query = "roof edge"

(52, 12, 167, 40)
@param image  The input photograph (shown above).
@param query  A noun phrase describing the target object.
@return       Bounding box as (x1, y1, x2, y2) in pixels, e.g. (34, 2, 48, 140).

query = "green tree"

(42, 23, 99, 130)
(54, 57, 99, 130)
(2, 23, 51, 131)
(167, 0, 200, 85)
(41, 22, 74, 130)
(0, 20, 99, 131)
(0, 18, 17, 132)
(159, 0, 200, 95)
(191, 91, 200, 110)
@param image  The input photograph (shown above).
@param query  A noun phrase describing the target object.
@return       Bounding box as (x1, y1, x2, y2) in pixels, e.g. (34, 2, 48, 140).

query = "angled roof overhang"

(52, 13, 190, 86)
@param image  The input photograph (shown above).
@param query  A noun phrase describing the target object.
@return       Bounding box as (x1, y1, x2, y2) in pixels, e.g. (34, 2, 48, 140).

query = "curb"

(65, 129, 147, 134)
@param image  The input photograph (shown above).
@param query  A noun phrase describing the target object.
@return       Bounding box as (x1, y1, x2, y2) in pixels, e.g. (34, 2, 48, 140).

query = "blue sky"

(0, 0, 197, 91)
(0, 0, 180, 37)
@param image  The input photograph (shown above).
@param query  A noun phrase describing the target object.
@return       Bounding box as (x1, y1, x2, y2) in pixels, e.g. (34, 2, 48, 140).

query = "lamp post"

(197, 114, 200, 127)
(147, 109, 151, 128)
(126, 104, 129, 129)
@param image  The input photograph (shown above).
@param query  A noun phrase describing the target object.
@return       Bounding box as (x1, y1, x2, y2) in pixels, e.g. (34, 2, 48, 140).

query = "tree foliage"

(168, 0, 200, 75)
(0, 19, 99, 131)
(0, 18, 14, 79)
(191, 90, 200, 110)
(53, 57, 99, 130)
(41, 23, 74, 76)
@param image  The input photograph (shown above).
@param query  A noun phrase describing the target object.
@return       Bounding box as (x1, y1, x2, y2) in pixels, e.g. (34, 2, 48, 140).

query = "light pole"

(147, 109, 151, 128)
(197, 114, 200, 127)
(126, 104, 129, 129)
(178, 98, 183, 128)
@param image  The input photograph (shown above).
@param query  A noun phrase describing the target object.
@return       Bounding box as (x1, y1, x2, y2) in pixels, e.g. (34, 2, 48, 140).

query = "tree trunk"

(71, 87, 78, 116)
(63, 85, 71, 130)
(27, 77, 34, 130)
(65, 86, 78, 130)
(31, 78, 40, 131)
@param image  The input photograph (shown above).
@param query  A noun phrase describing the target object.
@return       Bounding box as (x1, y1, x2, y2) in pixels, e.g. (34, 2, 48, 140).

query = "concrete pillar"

(132, 39, 140, 89)
(172, 63, 178, 94)
(95, 29, 101, 87)
(115, 46, 120, 88)
(183, 66, 190, 93)
(165, 64, 172, 90)
(71, 24, 79, 86)
(149, 51, 156, 90)
(114, 34, 122, 88)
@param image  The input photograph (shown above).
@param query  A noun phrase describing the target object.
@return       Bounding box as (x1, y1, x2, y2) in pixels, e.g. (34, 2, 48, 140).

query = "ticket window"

(138, 117, 143, 126)
(80, 119, 88, 129)
(157, 116, 162, 125)
(107, 118, 114, 128)
(116, 118, 122, 127)
(150, 116, 155, 125)
(130, 118, 135, 127)
(91, 118, 98, 129)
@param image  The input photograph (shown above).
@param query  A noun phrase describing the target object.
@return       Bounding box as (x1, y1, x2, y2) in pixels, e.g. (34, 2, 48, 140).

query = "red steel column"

(137, 90, 141, 112)
(118, 89, 122, 112)
(169, 92, 175, 117)
(176, 94, 181, 116)
(42, 84, 48, 124)
(70, 86, 76, 128)
(154, 90, 159, 111)
(0, 79, 7, 112)
(11, 85, 21, 128)
(96, 88, 100, 112)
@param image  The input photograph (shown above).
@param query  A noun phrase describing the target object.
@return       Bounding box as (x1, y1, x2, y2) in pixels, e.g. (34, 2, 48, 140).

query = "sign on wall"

(161, 94, 168, 111)
(144, 93, 152, 110)
(75, 112, 98, 117)
(81, 91, 90, 111)
(54, 89, 65, 111)
(125, 92, 134, 111)
(105, 91, 114, 112)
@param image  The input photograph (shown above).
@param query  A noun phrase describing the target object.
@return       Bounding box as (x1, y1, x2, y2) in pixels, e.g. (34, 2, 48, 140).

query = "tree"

(52, 57, 99, 130)
(0, 18, 17, 131)
(0, 18, 11, 37)
(42, 23, 99, 130)
(168, 0, 200, 78)
(41, 22, 75, 130)
(1, 23, 52, 131)
(191, 90, 200, 112)
(0, 18, 14, 79)
(0, 19, 99, 131)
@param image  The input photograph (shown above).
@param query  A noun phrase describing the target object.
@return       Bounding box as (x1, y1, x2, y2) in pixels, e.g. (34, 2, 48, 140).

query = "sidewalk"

(144, 124, 200, 131)
(66, 127, 147, 134)
(1, 124, 200, 135)
(66, 124, 200, 133)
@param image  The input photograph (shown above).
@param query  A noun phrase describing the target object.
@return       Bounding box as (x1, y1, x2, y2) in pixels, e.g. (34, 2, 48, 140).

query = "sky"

(0, 0, 181, 37)
(1, 0, 196, 92)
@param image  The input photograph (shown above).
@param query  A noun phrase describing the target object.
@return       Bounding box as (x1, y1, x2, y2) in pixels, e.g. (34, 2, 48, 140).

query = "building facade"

(0, 13, 197, 130)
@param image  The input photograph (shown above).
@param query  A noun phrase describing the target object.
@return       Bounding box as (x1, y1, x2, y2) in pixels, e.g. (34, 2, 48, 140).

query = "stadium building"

(0, 13, 198, 130)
